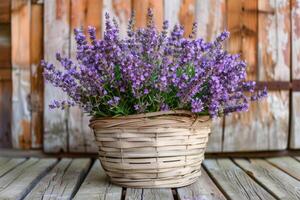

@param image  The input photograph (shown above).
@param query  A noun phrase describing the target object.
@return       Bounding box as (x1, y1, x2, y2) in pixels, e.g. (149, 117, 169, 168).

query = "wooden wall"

(0, 0, 298, 153)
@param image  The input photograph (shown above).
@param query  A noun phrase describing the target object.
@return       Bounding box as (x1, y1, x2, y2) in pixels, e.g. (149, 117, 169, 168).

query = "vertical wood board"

(30, 4, 43, 149)
(11, 0, 31, 149)
(44, 0, 71, 152)
(69, 0, 103, 152)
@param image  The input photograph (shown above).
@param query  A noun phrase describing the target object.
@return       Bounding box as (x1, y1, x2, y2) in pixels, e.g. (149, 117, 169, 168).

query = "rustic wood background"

(0, 0, 297, 153)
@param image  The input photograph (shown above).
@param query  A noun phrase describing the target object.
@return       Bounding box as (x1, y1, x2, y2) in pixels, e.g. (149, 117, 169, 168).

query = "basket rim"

(89, 110, 210, 122)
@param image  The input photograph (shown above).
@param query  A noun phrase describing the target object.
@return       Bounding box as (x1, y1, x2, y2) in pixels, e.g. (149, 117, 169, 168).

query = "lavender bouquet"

(42, 10, 267, 118)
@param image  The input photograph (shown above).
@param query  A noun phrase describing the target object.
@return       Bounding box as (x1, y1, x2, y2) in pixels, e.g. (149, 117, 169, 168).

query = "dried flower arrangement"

(41, 9, 267, 118)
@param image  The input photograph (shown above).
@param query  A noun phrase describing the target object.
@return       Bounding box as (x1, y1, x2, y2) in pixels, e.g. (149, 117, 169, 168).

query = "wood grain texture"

(69, 0, 102, 152)
(291, 92, 300, 148)
(0, 158, 57, 200)
(164, 0, 181, 31)
(132, 0, 163, 29)
(0, 76, 12, 148)
(258, 0, 290, 82)
(0, 0, 11, 148)
(195, 0, 226, 153)
(203, 159, 276, 200)
(291, 0, 300, 149)
(195, 0, 226, 42)
(267, 156, 300, 181)
(0, 158, 25, 177)
(24, 158, 91, 200)
(103, 0, 131, 37)
(74, 160, 122, 200)
(179, 0, 195, 37)
(30, 4, 43, 149)
(177, 167, 226, 200)
(224, 91, 289, 151)
(0, 1, 10, 23)
(125, 188, 174, 200)
(224, 0, 290, 152)
(292, 0, 300, 80)
(44, 0, 70, 152)
(11, 0, 32, 149)
(235, 158, 300, 199)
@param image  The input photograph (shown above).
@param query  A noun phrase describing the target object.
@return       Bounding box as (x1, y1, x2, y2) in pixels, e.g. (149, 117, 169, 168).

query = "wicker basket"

(89, 110, 211, 188)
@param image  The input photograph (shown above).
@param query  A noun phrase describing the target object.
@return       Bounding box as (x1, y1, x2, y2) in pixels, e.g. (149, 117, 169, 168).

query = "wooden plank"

(0, 158, 26, 177)
(0, 158, 57, 200)
(0, 1, 12, 148)
(267, 156, 300, 181)
(164, 0, 180, 30)
(0, 79, 12, 148)
(291, 0, 300, 149)
(125, 188, 173, 200)
(132, 0, 163, 29)
(223, 0, 290, 152)
(11, 0, 32, 149)
(195, 0, 226, 41)
(291, 92, 300, 148)
(194, 0, 226, 152)
(69, 0, 102, 153)
(0, 0, 10, 23)
(235, 158, 300, 199)
(0, 24, 11, 68)
(74, 160, 122, 200)
(30, 4, 43, 149)
(44, 0, 70, 152)
(103, 0, 131, 37)
(203, 159, 276, 200)
(179, 0, 195, 37)
(24, 158, 91, 200)
(224, 92, 289, 151)
(177, 167, 226, 200)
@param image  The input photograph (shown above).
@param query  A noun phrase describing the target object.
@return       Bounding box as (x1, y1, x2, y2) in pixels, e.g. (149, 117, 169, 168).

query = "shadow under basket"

(89, 110, 211, 188)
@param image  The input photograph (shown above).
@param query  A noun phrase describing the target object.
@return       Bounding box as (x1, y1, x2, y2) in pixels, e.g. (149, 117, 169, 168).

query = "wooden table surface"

(0, 156, 299, 200)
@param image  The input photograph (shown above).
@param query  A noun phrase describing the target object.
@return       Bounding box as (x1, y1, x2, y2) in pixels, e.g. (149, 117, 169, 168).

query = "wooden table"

(0, 156, 300, 199)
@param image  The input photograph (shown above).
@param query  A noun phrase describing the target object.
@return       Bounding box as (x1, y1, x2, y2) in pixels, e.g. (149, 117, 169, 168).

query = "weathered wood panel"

(69, 0, 102, 152)
(11, 0, 32, 149)
(44, 0, 71, 152)
(224, 92, 289, 151)
(74, 160, 122, 200)
(24, 158, 91, 200)
(0, 1, 10, 23)
(235, 158, 300, 199)
(0, 158, 57, 200)
(177, 167, 226, 200)
(0, 158, 25, 176)
(291, 0, 300, 149)
(125, 188, 174, 200)
(103, 0, 131, 37)
(164, 0, 197, 37)
(133, 0, 163, 29)
(0, 62, 12, 147)
(267, 156, 300, 181)
(195, 0, 226, 152)
(223, 0, 290, 151)
(30, 4, 43, 149)
(179, 0, 195, 37)
(203, 159, 276, 200)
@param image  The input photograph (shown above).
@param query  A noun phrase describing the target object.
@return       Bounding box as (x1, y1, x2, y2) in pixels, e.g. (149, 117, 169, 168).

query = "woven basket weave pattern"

(89, 110, 211, 188)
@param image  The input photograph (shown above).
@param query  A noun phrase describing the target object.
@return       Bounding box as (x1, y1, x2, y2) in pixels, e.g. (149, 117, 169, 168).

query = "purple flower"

(42, 10, 267, 117)
(191, 98, 204, 113)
